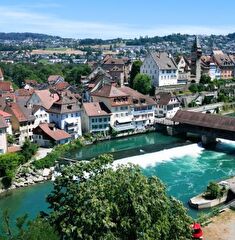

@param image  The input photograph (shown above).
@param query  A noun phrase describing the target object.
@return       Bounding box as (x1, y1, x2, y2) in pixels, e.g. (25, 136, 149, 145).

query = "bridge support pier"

(201, 135, 217, 147)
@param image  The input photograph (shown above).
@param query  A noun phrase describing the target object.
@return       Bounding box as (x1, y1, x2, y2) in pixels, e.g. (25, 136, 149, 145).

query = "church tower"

(191, 36, 202, 83)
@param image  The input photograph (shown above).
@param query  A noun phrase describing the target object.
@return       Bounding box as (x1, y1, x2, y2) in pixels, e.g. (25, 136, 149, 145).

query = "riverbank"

(203, 209, 235, 240)
(0, 128, 162, 195)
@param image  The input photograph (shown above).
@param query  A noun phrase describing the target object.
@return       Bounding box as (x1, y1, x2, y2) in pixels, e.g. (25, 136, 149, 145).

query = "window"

(92, 118, 95, 123)
(104, 118, 107, 122)
(99, 118, 102, 123)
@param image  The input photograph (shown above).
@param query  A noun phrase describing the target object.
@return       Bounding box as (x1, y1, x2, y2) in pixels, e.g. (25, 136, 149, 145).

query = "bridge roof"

(172, 110, 235, 132)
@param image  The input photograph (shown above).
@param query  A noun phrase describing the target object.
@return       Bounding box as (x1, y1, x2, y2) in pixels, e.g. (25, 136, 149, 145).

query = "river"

(1, 132, 235, 226)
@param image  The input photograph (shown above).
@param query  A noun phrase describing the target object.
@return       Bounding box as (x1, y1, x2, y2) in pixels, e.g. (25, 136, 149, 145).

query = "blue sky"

(0, 0, 235, 39)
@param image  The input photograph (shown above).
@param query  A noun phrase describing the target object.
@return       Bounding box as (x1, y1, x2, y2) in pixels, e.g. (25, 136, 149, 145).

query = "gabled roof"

(150, 52, 177, 70)
(156, 92, 177, 105)
(213, 50, 234, 67)
(5, 102, 34, 122)
(48, 75, 63, 83)
(103, 58, 125, 65)
(91, 84, 129, 98)
(83, 102, 111, 117)
(120, 86, 156, 105)
(0, 109, 12, 118)
(0, 116, 7, 128)
(0, 81, 13, 92)
(15, 88, 34, 97)
(52, 81, 70, 91)
(48, 92, 80, 114)
(36, 123, 71, 141)
(32, 105, 47, 114)
(33, 90, 59, 110)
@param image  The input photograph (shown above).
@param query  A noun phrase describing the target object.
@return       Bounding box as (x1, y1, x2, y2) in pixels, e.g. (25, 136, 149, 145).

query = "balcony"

(112, 123, 135, 132)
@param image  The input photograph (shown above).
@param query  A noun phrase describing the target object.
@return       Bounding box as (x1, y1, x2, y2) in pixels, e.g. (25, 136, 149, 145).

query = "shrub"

(204, 182, 225, 200)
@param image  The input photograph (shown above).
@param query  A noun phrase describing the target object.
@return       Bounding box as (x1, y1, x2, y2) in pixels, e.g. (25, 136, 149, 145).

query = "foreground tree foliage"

(0, 211, 59, 240)
(47, 154, 192, 240)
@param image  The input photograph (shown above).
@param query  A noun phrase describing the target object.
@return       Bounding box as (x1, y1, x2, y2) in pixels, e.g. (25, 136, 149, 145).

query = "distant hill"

(0, 32, 61, 41)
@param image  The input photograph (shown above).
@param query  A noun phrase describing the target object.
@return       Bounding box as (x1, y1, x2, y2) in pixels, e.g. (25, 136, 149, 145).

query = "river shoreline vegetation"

(0, 154, 193, 240)
(0, 140, 38, 189)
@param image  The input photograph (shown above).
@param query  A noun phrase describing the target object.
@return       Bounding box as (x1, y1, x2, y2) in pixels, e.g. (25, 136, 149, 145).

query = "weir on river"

(1, 132, 235, 226)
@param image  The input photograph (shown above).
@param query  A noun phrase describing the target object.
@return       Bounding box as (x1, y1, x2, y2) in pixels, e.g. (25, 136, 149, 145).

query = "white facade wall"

(49, 112, 82, 138)
(34, 108, 50, 127)
(209, 63, 221, 80)
(0, 127, 7, 154)
(141, 54, 178, 87)
(18, 121, 34, 145)
(156, 99, 180, 119)
(131, 106, 155, 129)
(140, 55, 159, 86)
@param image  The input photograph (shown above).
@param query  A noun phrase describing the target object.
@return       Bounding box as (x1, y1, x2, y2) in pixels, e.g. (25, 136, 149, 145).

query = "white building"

(82, 102, 111, 134)
(0, 116, 7, 154)
(209, 62, 221, 80)
(32, 105, 50, 127)
(140, 52, 178, 87)
(120, 86, 156, 129)
(48, 92, 82, 138)
(33, 123, 72, 147)
(91, 84, 156, 132)
(155, 92, 180, 119)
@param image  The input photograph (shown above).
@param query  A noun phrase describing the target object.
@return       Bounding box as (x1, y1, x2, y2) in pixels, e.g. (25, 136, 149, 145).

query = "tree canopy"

(133, 73, 152, 95)
(129, 60, 142, 87)
(47, 154, 192, 240)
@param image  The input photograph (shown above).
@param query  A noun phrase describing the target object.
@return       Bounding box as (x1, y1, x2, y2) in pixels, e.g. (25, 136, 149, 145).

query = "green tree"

(47, 154, 192, 240)
(200, 74, 211, 84)
(133, 73, 152, 95)
(129, 60, 142, 87)
(21, 139, 38, 163)
(0, 211, 59, 240)
(205, 182, 225, 200)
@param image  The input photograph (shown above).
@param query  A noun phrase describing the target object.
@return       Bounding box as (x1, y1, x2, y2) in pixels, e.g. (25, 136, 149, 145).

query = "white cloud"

(0, 6, 234, 39)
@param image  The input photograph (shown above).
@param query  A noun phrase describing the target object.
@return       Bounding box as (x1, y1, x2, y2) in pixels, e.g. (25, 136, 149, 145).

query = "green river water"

(0, 132, 235, 225)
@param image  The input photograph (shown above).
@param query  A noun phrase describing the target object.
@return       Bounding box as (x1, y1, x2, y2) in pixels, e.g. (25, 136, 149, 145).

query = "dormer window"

(67, 105, 72, 110)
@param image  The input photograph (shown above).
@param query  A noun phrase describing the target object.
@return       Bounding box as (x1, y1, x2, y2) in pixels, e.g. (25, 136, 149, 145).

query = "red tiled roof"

(53, 81, 70, 91)
(103, 58, 125, 65)
(15, 88, 34, 96)
(83, 102, 111, 117)
(37, 123, 71, 141)
(0, 109, 12, 118)
(6, 102, 34, 122)
(34, 90, 59, 109)
(0, 115, 7, 128)
(0, 81, 13, 92)
(91, 84, 129, 98)
(48, 75, 63, 82)
(120, 86, 156, 105)
(24, 79, 38, 85)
